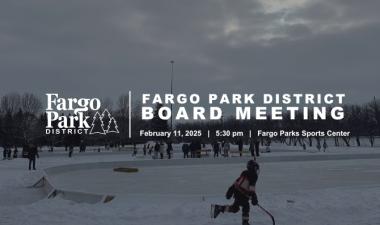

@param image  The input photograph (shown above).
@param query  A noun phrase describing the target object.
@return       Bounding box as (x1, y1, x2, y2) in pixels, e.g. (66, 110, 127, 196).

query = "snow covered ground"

(1, 146, 380, 225)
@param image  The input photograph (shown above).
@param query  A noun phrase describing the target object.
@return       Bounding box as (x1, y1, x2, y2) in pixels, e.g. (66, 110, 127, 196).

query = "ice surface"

(1, 145, 380, 225)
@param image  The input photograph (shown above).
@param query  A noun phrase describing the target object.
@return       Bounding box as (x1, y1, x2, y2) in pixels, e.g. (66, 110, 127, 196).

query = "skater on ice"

(166, 141, 173, 159)
(222, 140, 230, 157)
(153, 141, 160, 159)
(323, 140, 328, 152)
(213, 140, 220, 157)
(159, 140, 166, 159)
(237, 138, 244, 157)
(27, 143, 39, 170)
(212, 160, 259, 225)
(182, 143, 189, 158)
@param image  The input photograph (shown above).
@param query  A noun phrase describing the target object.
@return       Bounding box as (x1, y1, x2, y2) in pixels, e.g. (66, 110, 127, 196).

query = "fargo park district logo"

(45, 93, 119, 135)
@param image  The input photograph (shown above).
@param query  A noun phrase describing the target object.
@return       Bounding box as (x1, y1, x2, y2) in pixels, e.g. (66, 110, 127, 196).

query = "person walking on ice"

(211, 160, 259, 225)
(222, 140, 230, 157)
(28, 143, 39, 170)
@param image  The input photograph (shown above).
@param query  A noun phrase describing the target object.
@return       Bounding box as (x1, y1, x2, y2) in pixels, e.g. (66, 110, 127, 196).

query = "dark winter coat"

(233, 170, 258, 197)
(237, 140, 243, 151)
(189, 142, 197, 152)
(167, 143, 173, 151)
(154, 143, 160, 152)
(182, 144, 189, 153)
(213, 142, 220, 152)
(28, 146, 39, 159)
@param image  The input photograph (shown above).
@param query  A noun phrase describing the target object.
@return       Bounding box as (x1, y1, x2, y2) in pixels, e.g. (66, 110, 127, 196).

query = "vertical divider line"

(129, 91, 132, 139)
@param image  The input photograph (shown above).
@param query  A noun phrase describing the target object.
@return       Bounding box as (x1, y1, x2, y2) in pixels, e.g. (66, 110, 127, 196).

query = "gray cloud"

(0, 0, 379, 104)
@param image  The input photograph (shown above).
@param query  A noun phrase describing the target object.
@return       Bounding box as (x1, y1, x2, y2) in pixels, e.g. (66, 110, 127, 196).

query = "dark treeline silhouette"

(0, 92, 379, 150)
(176, 98, 380, 148)
(0, 93, 44, 150)
(0, 93, 164, 151)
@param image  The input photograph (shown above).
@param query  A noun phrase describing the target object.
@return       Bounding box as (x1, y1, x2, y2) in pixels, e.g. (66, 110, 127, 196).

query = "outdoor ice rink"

(1, 145, 380, 225)
(50, 156, 380, 196)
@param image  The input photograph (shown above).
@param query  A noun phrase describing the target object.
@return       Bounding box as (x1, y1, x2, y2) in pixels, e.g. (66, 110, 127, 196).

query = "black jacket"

(28, 146, 39, 159)
(234, 170, 258, 197)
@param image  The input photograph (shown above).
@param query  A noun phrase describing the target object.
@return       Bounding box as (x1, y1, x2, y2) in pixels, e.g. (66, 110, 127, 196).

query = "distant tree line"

(177, 98, 380, 147)
(0, 92, 379, 149)
(0, 93, 166, 150)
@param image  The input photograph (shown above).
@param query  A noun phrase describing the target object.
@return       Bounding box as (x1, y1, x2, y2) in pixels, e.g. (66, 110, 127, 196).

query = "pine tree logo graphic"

(89, 111, 106, 134)
(89, 109, 119, 135)
(102, 109, 112, 132)
(107, 117, 119, 133)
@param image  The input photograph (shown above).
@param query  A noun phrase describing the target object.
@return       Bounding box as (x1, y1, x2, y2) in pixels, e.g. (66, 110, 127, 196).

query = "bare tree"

(100, 97, 113, 112)
(117, 94, 129, 117)
(19, 93, 43, 142)
(21, 93, 42, 115)
(0, 93, 21, 115)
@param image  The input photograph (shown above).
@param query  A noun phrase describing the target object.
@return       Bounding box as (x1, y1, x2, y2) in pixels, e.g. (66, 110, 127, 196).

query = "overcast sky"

(0, 0, 379, 104)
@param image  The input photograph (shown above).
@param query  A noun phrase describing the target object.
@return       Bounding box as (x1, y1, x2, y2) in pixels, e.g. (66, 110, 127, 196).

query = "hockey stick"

(257, 204, 275, 225)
